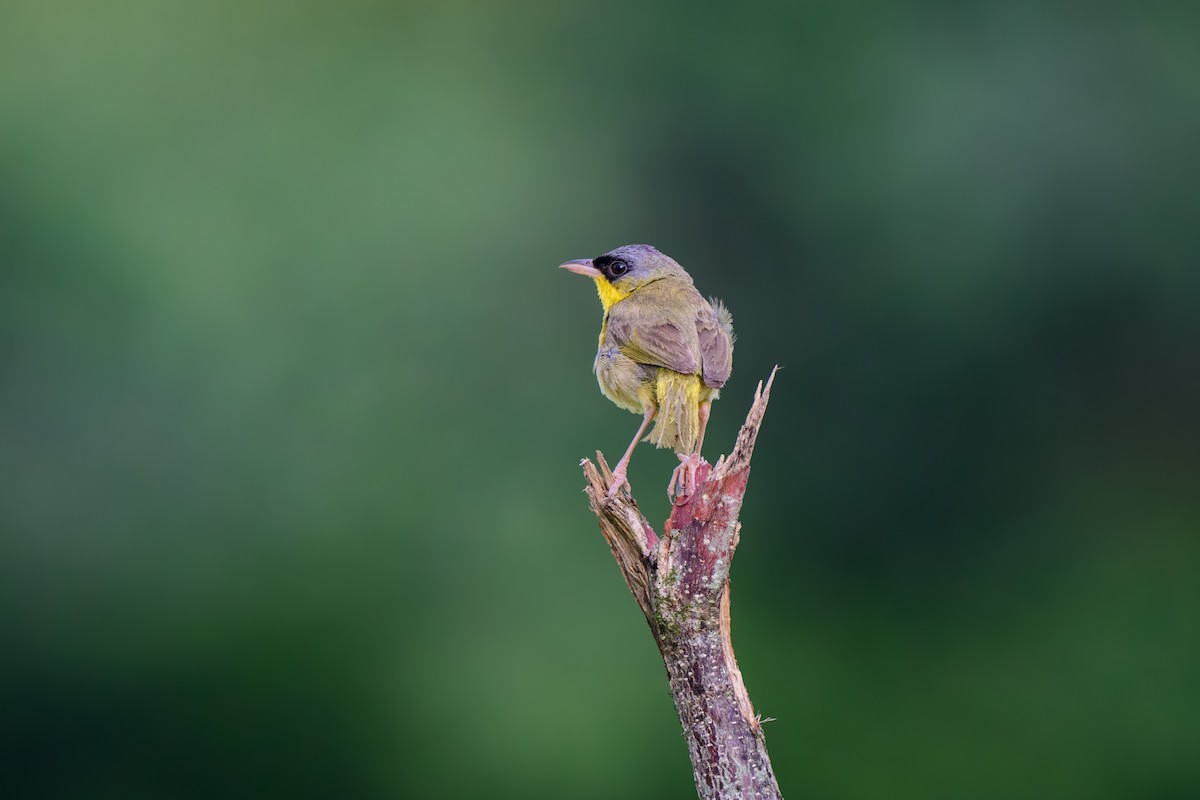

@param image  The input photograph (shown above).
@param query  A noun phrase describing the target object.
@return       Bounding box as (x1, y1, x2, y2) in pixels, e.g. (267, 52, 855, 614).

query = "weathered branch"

(580, 367, 783, 800)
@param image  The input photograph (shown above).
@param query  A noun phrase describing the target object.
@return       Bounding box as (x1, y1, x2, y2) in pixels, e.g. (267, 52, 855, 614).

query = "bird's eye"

(609, 260, 629, 277)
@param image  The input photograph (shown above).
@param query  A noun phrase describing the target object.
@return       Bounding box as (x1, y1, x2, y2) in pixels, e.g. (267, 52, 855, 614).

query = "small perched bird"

(560, 244, 734, 501)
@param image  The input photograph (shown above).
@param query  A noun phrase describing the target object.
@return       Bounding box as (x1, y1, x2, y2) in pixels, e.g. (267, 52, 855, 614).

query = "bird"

(560, 244, 734, 502)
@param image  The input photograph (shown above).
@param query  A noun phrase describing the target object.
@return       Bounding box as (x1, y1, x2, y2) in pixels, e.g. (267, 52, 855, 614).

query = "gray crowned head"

(558, 244, 691, 299)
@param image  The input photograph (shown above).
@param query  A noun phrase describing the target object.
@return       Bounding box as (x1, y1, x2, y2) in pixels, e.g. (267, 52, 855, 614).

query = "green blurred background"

(2, 1, 1198, 798)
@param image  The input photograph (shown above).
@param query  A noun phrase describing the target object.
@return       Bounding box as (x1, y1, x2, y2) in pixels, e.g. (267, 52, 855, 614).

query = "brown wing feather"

(605, 281, 701, 376)
(697, 297, 734, 388)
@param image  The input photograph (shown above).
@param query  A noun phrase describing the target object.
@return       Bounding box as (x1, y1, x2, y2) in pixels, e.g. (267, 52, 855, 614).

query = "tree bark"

(579, 368, 783, 800)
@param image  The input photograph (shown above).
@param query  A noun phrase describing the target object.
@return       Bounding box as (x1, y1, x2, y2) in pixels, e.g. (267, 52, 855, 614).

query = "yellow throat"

(594, 276, 630, 312)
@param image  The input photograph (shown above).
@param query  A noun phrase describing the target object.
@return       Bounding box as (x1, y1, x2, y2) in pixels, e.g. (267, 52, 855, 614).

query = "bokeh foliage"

(2, 1, 1198, 798)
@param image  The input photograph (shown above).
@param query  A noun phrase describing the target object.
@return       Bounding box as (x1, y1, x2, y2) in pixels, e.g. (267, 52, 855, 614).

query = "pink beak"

(558, 258, 601, 278)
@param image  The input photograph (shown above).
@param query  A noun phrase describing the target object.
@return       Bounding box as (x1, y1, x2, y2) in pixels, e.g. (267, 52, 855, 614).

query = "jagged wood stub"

(580, 367, 783, 800)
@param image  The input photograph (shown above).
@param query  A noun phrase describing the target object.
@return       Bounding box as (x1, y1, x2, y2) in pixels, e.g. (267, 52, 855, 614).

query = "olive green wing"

(605, 284, 700, 376)
(697, 297, 734, 389)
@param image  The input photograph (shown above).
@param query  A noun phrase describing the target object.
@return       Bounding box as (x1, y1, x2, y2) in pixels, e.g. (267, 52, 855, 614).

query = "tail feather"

(644, 371, 701, 454)
(710, 296, 735, 340)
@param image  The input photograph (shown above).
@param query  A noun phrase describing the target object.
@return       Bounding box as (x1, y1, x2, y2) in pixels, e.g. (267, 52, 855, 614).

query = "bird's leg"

(669, 401, 712, 503)
(607, 403, 656, 501)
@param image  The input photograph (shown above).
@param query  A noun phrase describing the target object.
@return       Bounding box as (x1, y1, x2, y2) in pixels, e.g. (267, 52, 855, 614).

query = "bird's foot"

(668, 452, 705, 504)
(605, 464, 630, 501)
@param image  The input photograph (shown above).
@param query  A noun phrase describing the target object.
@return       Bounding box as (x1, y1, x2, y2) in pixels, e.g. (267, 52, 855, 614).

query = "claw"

(606, 466, 629, 501)
(668, 452, 705, 504)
